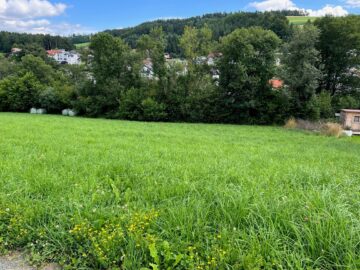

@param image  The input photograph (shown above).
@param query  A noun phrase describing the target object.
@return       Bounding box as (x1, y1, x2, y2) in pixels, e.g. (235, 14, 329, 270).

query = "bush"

(337, 96, 359, 110)
(0, 72, 43, 112)
(321, 122, 343, 138)
(305, 95, 320, 121)
(141, 98, 167, 121)
(285, 118, 343, 138)
(317, 91, 333, 119)
(119, 87, 145, 120)
(284, 117, 297, 129)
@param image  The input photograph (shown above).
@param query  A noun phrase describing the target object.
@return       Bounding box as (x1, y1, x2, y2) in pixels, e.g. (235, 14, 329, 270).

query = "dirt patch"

(0, 252, 35, 270)
(0, 252, 61, 270)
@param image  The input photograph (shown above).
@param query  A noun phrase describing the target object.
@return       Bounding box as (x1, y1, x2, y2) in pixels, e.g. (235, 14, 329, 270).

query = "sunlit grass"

(287, 16, 317, 25)
(0, 113, 359, 269)
(75, 42, 90, 49)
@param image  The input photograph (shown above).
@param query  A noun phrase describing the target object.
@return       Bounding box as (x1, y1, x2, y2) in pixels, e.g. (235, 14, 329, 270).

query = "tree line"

(105, 11, 292, 57)
(0, 15, 359, 125)
(0, 32, 74, 53)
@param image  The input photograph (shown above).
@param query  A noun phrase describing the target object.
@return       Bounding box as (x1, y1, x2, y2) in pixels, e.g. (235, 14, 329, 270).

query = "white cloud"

(250, 0, 298, 11)
(249, 0, 349, 17)
(1, 19, 92, 35)
(346, 0, 360, 8)
(307, 5, 348, 16)
(0, 0, 66, 19)
(0, 0, 92, 35)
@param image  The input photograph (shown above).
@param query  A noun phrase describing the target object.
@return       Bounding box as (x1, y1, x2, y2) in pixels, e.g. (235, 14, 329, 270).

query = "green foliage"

(315, 16, 360, 95)
(317, 91, 334, 119)
(180, 25, 213, 61)
(281, 24, 322, 119)
(0, 72, 43, 111)
(76, 33, 142, 117)
(218, 27, 281, 124)
(20, 55, 55, 84)
(334, 95, 360, 111)
(105, 11, 291, 56)
(0, 31, 74, 53)
(137, 27, 167, 79)
(305, 95, 321, 121)
(141, 98, 167, 121)
(119, 88, 167, 121)
(0, 114, 359, 269)
(0, 13, 359, 125)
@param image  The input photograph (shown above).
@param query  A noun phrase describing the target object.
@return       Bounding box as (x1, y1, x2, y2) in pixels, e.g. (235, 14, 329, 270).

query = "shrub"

(141, 98, 167, 121)
(284, 117, 297, 129)
(118, 87, 145, 120)
(305, 95, 320, 121)
(321, 122, 343, 138)
(317, 91, 333, 119)
(337, 96, 359, 110)
(287, 118, 344, 138)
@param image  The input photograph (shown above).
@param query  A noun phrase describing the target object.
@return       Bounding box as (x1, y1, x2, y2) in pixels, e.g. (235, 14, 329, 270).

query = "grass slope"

(0, 113, 359, 269)
(287, 16, 317, 25)
(75, 42, 90, 49)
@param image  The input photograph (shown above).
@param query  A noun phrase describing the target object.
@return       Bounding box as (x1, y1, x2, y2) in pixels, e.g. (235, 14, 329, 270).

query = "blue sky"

(0, 0, 359, 35)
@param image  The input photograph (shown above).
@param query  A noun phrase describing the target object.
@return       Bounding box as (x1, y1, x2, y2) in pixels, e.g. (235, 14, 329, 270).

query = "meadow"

(287, 16, 317, 25)
(0, 113, 359, 269)
(75, 42, 91, 49)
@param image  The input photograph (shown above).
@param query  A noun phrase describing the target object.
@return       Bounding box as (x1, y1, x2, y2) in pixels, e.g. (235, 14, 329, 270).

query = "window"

(354, 116, 360, 123)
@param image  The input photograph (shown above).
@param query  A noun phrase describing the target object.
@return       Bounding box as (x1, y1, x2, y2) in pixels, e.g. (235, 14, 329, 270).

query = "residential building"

(340, 109, 360, 134)
(141, 58, 155, 79)
(47, 49, 81, 65)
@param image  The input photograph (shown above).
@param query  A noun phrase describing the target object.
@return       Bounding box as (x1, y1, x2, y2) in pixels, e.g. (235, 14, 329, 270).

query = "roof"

(269, 78, 284, 89)
(341, 109, 360, 113)
(46, 49, 64, 56)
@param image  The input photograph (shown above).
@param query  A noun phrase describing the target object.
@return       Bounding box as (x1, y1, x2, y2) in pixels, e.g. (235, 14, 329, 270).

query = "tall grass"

(0, 113, 359, 269)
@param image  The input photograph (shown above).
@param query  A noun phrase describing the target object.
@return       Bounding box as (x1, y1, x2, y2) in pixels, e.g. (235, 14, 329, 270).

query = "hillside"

(287, 16, 317, 25)
(0, 113, 359, 269)
(104, 11, 292, 56)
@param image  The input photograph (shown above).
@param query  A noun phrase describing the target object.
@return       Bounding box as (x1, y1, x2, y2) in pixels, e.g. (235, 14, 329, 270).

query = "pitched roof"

(46, 49, 64, 56)
(341, 109, 360, 113)
(269, 78, 284, 89)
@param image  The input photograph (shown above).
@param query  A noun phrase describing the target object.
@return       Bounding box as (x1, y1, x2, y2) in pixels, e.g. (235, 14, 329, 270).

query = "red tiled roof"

(269, 79, 284, 89)
(47, 49, 63, 56)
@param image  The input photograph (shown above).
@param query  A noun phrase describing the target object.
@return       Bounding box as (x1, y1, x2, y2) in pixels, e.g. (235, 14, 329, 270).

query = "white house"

(47, 49, 81, 65)
(141, 58, 155, 80)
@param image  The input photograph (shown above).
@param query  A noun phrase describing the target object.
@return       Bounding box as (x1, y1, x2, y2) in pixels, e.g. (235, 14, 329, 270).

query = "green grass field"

(0, 113, 359, 269)
(75, 42, 90, 49)
(287, 16, 317, 25)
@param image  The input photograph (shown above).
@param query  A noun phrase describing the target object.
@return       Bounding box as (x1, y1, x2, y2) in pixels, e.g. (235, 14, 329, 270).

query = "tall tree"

(218, 27, 280, 124)
(280, 24, 322, 119)
(315, 16, 360, 96)
(83, 33, 141, 116)
(179, 25, 213, 64)
(137, 27, 167, 79)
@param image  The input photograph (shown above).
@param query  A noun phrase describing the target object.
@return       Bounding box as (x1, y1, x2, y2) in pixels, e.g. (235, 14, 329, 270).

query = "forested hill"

(0, 31, 74, 53)
(0, 11, 297, 55)
(104, 11, 292, 56)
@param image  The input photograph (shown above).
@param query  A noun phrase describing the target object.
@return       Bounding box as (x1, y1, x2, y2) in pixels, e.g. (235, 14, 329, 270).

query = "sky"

(0, 0, 360, 35)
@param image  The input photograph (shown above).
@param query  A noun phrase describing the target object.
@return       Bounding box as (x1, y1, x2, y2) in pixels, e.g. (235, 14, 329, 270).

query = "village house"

(269, 78, 284, 89)
(340, 109, 360, 135)
(11, 48, 22, 55)
(141, 58, 155, 80)
(47, 49, 81, 65)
